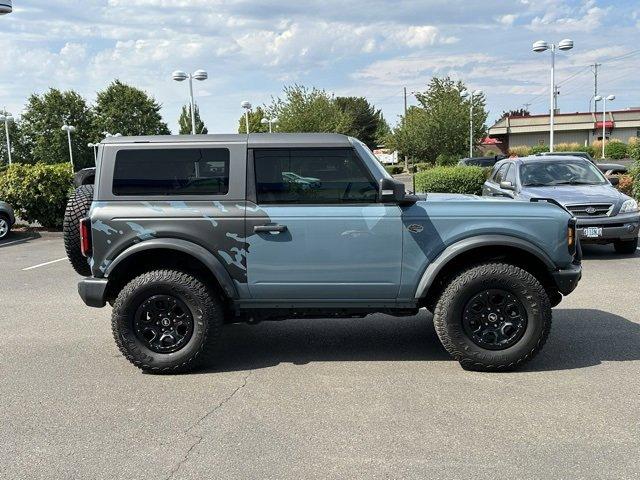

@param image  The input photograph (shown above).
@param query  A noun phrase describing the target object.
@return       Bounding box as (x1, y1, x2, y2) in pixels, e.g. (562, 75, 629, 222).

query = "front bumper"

(552, 263, 582, 295)
(78, 278, 108, 308)
(577, 212, 640, 242)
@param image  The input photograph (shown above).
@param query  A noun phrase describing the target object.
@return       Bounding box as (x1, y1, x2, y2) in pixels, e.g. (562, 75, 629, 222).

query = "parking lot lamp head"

(532, 40, 549, 52)
(241, 101, 252, 133)
(0, 0, 11, 15)
(172, 70, 188, 82)
(193, 70, 208, 81)
(558, 39, 574, 51)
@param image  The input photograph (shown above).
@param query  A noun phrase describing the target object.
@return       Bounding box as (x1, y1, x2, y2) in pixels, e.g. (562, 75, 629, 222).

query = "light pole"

(0, 113, 13, 165)
(61, 125, 76, 171)
(241, 101, 252, 133)
(461, 90, 482, 157)
(532, 38, 574, 152)
(594, 94, 615, 159)
(261, 117, 277, 133)
(172, 69, 208, 135)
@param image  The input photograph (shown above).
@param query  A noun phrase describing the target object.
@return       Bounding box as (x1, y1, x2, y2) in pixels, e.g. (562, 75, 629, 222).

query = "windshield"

(520, 160, 607, 187)
(350, 138, 392, 180)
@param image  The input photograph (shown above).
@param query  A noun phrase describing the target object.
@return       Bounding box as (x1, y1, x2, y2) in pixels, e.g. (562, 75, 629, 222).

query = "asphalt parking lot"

(1, 234, 639, 479)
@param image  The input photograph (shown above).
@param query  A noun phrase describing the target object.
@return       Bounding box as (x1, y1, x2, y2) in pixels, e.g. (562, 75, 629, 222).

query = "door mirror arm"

(379, 178, 416, 205)
(500, 181, 516, 191)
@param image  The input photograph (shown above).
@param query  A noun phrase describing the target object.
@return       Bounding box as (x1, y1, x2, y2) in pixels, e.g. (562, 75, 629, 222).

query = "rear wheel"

(0, 214, 10, 239)
(433, 262, 552, 371)
(111, 269, 223, 374)
(613, 237, 638, 254)
(63, 184, 94, 276)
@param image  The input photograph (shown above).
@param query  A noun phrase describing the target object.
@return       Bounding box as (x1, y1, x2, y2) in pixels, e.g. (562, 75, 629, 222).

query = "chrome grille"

(566, 204, 613, 217)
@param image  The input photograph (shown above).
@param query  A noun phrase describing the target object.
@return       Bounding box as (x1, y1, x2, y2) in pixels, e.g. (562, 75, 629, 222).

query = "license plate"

(583, 227, 603, 238)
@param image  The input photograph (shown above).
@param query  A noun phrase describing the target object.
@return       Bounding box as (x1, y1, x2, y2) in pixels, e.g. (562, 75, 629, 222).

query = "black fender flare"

(104, 238, 238, 299)
(414, 234, 556, 299)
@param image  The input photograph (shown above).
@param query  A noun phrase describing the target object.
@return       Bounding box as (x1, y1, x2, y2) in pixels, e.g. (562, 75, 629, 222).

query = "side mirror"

(500, 181, 515, 191)
(608, 176, 619, 186)
(380, 177, 415, 204)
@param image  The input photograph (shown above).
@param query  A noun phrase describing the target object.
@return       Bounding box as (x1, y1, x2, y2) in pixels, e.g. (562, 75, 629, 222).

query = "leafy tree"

(374, 113, 392, 147)
(391, 77, 488, 161)
(93, 80, 170, 136)
(13, 88, 95, 169)
(268, 85, 343, 133)
(179, 104, 208, 134)
(237, 106, 270, 134)
(334, 96, 386, 149)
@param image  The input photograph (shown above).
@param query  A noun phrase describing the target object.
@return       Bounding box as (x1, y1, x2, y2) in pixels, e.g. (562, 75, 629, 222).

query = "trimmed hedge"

(0, 163, 73, 228)
(414, 166, 487, 195)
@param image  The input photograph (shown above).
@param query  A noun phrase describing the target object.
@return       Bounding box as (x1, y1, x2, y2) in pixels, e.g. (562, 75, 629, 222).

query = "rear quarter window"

(112, 148, 230, 196)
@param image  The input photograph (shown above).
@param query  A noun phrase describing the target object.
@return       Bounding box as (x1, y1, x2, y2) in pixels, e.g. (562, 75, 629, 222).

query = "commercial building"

(488, 108, 640, 153)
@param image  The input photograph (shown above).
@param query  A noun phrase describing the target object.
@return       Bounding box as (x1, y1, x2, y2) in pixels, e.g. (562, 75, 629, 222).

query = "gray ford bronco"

(64, 133, 582, 373)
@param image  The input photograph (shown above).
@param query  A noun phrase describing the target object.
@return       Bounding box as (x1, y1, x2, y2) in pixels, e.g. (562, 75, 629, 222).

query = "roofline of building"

(507, 108, 640, 119)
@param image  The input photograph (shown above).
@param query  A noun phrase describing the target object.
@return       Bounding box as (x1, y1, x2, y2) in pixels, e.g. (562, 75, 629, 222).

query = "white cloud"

(498, 14, 517, 26)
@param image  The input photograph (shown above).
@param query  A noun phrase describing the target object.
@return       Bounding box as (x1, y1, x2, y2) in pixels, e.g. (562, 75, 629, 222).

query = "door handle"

(254, 224, 287, 233)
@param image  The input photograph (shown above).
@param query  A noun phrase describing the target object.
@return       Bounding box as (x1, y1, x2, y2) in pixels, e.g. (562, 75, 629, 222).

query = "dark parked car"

(482, 156, 639, 253)
(458, 155, 506, 167)
(536, 151, 627, 176)
(0, 200, 16, 239)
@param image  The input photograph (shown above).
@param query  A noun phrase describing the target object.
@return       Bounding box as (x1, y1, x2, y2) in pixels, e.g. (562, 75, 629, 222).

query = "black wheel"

(0, 214, 10, 240)
(111, 270, 223, 374)
(433, 263, 551, 372)
(613, 237, 638, 254)
(63, 184, 94, 276)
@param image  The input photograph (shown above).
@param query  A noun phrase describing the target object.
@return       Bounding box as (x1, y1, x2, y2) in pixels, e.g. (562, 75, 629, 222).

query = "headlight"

(620, 199, 639, 213)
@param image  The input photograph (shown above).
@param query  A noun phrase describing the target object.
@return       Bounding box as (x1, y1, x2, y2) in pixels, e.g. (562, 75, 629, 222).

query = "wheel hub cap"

(133, 295, 194, 353)
(462, 289, 528, 350)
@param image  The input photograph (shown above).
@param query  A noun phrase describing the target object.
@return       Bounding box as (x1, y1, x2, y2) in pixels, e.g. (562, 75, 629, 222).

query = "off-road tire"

(613, 237, 638, 254)
(112, 270, 223, 374)
(0, 213, 10, 239)
(63, 184, 94, 276)
(433, 262, 552, 372)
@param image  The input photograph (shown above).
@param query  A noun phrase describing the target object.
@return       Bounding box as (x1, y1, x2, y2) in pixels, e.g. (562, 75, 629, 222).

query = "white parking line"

(0, 239, 32, 247)
(22, 258, 67, 271)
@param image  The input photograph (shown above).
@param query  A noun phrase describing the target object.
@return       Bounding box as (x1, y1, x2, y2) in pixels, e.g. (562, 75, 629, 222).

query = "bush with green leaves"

(414, 166, 487, 195)
(626, 137, 640, 162)
(384, 165, 404, 175)
(508, 145, 531, 157)
(604, 139, 627, 160)
(0, 163, 72, 228)
(435, 153, 459, 166)
(529, 144, 548, 155)
(414, 162, 432, 172)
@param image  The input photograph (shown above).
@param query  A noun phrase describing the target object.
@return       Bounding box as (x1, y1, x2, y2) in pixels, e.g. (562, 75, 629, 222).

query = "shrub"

(435, 153, 459, 166)
(414, 162, 433, 172)
(384, 165, 404, 175)
(616, 175, 634, 197)
(554, 142, 581, 152)
(627, 137, 640, 162)
(0, 163, 73, 228)
(530, 144, 548, 155)
(592, 140, 604, 159)
(414, 166, 487, 195)
(604, 139, 627, 160)
(508, 145, 531, 157)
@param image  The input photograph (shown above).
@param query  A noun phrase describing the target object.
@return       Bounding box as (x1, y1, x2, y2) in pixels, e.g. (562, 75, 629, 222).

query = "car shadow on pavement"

(0, 231, 40, 248)
(200, 310, 450, 373)
(580, 243, 639, 261)
(200, 308, 639, 374)
(524, 308, 640, 372)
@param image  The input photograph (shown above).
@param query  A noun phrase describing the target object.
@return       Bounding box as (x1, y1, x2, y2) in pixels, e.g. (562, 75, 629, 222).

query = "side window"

(254, 148, 378, 204)
(492, 164, 508, 183)
(112, 148, 229, 196)
(505, 164, 517, 184)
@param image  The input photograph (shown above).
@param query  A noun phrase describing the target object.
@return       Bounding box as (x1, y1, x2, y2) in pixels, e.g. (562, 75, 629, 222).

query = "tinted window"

(254, 148, 377, 204)
(113, 148, 229, 196)
(493, 164, 509, 183)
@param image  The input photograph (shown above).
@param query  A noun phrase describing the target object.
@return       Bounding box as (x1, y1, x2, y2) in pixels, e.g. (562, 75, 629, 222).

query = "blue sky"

(0, 0, 638, 135)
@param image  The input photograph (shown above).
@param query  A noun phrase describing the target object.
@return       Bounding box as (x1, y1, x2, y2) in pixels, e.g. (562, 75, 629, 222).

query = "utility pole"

(589, 63, 601, 112)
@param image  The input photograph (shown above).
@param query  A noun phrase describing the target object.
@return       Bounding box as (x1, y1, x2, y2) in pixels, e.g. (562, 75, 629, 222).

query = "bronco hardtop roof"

(100, 133, 353, 148)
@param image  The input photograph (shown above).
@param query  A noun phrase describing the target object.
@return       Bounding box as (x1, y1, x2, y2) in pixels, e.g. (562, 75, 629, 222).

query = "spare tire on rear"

(63, 184, 94, 276)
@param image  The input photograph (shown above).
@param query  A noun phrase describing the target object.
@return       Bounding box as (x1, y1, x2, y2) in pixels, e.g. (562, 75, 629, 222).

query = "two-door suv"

(64, 133, 582, 373)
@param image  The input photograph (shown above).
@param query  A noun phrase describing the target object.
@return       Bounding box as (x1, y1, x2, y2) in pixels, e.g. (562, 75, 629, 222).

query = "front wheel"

(0, 214, 11, 239)
(613, 237, 638, 254)
(433, 263, 551, 372)
(111, 270, 223, 374)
